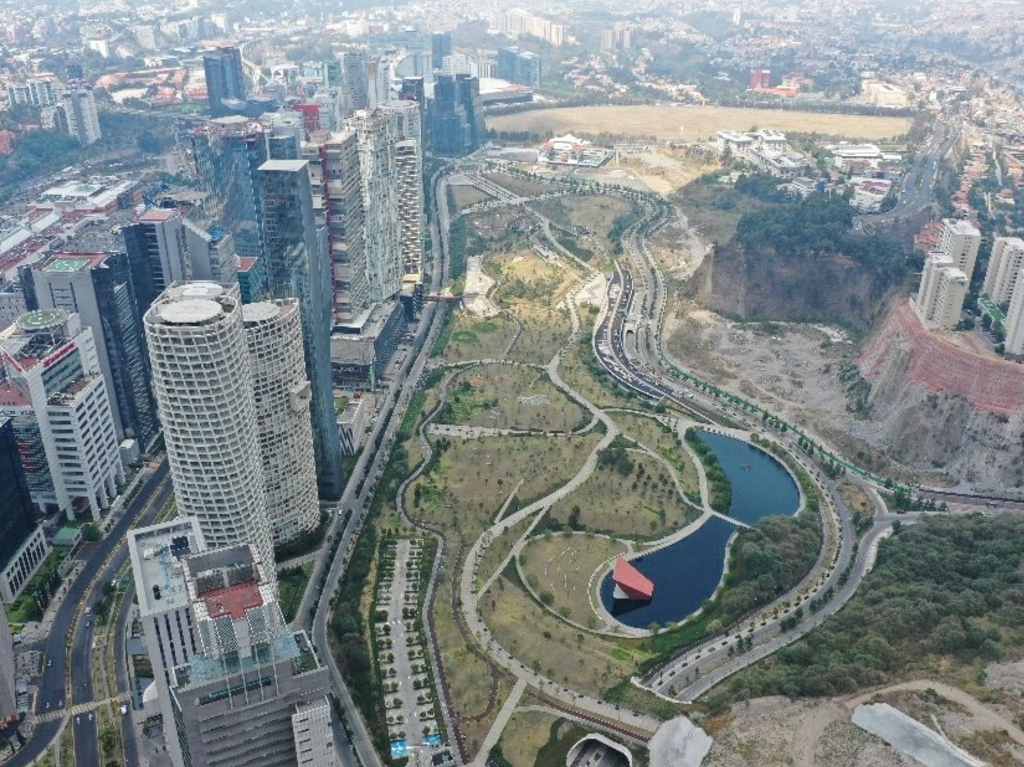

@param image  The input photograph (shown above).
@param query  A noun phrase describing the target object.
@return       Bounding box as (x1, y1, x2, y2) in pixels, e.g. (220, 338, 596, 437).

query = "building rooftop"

(258, 159, 308, 173)
(139, 208, 178, 223)
(202, 581, 264, 620)
(42, 253, 111, 273)
(127, 517, 205, 617)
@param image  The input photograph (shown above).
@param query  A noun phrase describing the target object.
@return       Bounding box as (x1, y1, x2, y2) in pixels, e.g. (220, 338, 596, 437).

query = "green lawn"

(278, 562, 313, 624)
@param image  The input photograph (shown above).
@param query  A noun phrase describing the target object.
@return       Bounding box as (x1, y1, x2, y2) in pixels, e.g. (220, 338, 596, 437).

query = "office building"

(237, 256, 267, 304)
(938, 218, 982, 282)
(342, 51, 369, 112)
(192, 117, 269, 260)
(915, 252, 968, 330)
(183, 218, 238, 288)
(350, 111, 402, 303)
(129, 522, 336, 767)
(1005, 268, 1024, 356)
(127, 517, 206, 767)
(144, 282, 273, 567)
(264, 111, 305, 160)
(382, 101, 424, 275)
(399, 77, 425, 106)
(122, 208, 191, 316)
(497, 47, 541, 88)
(0, 310, 125, 520)
(23, 252, 159, 450)
(259, 160, 344, 498)
(203, 46, 247, 116)
(429, 74, 483, 156)
(319, 130, 368, 324)
(431, 32, 453, 71)
(366, 57, 388, 110)
(60, 85, 102, 145)
(0, 604, 14, 719)
(292, 698, 339, 767)
(0, 416, 48, 605)
(982, 236, 1024, 305)
(243, 300, 319, 544)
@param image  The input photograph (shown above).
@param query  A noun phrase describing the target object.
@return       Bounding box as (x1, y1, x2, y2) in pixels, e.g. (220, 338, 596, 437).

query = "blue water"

(600, 431, 800, 628)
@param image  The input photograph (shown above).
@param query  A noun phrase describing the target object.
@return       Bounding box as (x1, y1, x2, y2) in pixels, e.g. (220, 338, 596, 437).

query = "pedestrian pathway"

(470, 679, 526, 767)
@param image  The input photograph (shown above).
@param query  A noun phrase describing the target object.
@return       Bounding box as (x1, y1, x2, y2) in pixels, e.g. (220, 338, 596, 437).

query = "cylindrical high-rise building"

(242, 299, 320, 544)
(143, 282, 273, 569)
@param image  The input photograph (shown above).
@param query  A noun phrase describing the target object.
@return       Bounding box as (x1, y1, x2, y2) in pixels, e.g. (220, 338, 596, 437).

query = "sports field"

(489, 105, 912, 142)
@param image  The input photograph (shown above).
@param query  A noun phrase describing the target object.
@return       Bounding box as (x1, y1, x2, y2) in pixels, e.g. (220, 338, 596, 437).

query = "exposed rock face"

(851, 300, 1024, 493)
(705, 242, 897, 330)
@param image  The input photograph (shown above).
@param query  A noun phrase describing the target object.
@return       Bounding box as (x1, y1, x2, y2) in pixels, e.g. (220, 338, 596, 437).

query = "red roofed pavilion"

(612, 557, 654, 601)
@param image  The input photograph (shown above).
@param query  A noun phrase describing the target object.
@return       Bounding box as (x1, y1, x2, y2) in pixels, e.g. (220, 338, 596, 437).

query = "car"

(46, 658, 52, 668)
(44, 701, 50, 710)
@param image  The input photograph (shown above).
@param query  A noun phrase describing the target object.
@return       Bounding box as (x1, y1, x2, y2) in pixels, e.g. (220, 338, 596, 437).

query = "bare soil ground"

(704, 696, 910, 767)
(518, 533, 628, 628)
(489, 106, 912, 143)
(450, 183, 492, 211)
(615, 150, 720, 194)
(664, 302, 909, 481)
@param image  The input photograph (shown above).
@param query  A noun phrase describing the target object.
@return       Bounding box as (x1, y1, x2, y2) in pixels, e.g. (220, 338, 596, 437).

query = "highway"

(6, 460, 170, 767)
(307, 167, 454, 767)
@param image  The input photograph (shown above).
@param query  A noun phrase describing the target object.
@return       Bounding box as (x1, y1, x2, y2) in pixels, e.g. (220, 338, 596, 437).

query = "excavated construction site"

(665, 296, 1024, 494)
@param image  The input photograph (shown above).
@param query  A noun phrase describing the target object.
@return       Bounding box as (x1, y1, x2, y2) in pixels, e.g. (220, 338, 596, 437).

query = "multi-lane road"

(7, 461, 171, 767)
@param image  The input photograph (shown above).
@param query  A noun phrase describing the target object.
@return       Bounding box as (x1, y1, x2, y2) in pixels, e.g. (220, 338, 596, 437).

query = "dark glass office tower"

(0, 417, 36, 568)
(259, 160, 344, 499)
(203, 47, 246, 117)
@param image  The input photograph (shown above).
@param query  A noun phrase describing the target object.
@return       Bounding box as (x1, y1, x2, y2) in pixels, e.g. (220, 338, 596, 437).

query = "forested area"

(710, 514, 1024, 703)
(735, 194, 909, 284)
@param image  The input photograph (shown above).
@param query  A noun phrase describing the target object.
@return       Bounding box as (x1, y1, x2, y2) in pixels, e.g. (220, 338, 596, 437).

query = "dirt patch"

(704, 696, 910, 767)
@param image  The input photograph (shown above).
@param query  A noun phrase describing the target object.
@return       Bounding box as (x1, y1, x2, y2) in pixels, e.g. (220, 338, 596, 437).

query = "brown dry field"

(490, 106, 911, 142)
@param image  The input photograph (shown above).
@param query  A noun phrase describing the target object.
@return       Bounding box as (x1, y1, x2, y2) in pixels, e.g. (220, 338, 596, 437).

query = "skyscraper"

(259, 161, 344, 498)
(497, 47, 542, 88)
(0, 415, 48, 606)
(183, 219, 238, 288)
(342, 51, 369, 113)
(982, 236, 1024, 305)
(350, 111, 402, 303)
(143, 282, 273, 567)
(243, 300, 319, 544)
(429, 74, 482, 156)
(23, 252, 159, 450)
(399, 77, 425, 107)
(431, 31, 453, 70)
(382, 101, 424, 276)
(1004, 265, 1024, 357)
(203, 46, 247, 117)
(128, 521, 337, 767)
(320, 130, 368, 324)
(60, 85, 102, 145)
(0, 310, 125, 521)
(122, 208, 191, 316)
(938, 218, 982, 282)
(192, 117, 269, 261)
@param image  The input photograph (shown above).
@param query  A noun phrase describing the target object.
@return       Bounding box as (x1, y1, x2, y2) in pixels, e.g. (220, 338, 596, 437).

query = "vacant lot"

(490, 106, 912, 142)
(519, 532, 628, 627)
(548, 450, 700, 540)
(495, 712, 589, 767)
(439, 364, 587, 433)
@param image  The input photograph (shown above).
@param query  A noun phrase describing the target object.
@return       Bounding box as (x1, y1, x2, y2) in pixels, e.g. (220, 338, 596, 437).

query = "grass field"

(483, 171, 553, 197)
(519, 532, 628, 627)
(494, 713, 589, 767)
(476, 515, 535, 592)
(547, 450, 700, 539)
(482, 574, 649, 696)
(615, 413, 701, 500)
(489, 105, 912, 142)
(439, 364, 587, 433)
(450, 184, 492, 211)
(443, 314, 519, 364)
